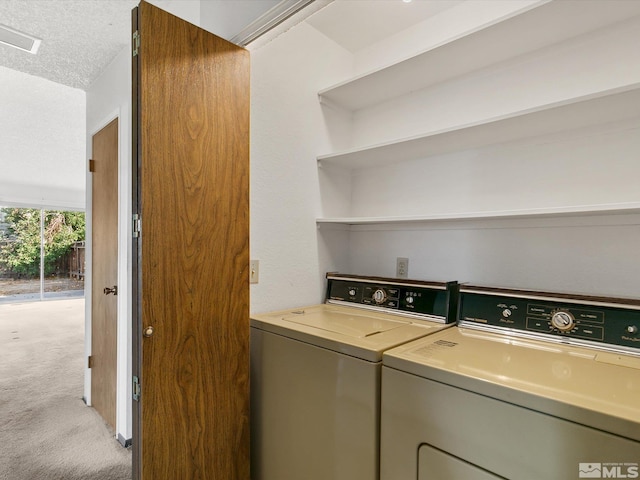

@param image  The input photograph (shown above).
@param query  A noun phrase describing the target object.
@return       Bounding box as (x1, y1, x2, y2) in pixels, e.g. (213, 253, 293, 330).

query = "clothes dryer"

(251, 273, 458, 480)
(381, 285, 640, 480)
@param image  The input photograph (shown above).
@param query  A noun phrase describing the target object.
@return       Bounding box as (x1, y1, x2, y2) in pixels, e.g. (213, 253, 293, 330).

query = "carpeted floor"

(0, 299, 131, 480)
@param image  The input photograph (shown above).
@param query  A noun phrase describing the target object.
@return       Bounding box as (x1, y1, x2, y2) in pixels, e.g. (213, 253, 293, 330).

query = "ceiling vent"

(0, 24, 41, 54)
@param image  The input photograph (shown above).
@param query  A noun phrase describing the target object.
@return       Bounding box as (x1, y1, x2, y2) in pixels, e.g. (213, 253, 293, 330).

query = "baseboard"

(118, 434, 132, 448)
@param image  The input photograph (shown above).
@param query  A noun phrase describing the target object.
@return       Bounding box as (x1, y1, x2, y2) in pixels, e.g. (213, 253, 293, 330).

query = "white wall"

(85, 45, 132, 442)
(150, 0, 200, 26)
(248, 20, 353, 313)
(0, 66, 85, 209)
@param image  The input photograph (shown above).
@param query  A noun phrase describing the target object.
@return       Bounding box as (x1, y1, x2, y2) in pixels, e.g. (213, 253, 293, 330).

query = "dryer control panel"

(325, 274, 458, 323)
(458, 286, 640, 351)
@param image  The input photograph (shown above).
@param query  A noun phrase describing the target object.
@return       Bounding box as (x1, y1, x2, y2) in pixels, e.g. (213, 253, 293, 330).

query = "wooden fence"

(66, 241, 85, 279)
(0, 240, 85, 279)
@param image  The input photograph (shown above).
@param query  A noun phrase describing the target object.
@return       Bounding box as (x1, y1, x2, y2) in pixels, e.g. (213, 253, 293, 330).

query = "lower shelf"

(317, 203, 640, 225)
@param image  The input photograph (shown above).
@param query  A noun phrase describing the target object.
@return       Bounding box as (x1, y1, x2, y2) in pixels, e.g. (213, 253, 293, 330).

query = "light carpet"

(0, 298, 131, 480)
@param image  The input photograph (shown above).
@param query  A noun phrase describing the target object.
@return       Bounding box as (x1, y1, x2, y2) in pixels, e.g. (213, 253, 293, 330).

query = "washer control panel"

(459, 287, 640, 350)
(326, 274, 458, 323)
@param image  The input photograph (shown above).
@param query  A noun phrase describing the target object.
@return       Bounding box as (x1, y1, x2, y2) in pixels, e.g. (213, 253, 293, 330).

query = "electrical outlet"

(250, 260, 259, 284)
(396, 257, 409, 279)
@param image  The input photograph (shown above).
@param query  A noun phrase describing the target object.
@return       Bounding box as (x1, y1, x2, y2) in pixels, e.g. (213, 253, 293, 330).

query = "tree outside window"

(0, 207, 85, 301)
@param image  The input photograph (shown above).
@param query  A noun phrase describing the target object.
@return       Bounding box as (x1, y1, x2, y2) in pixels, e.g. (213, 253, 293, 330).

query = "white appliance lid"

(281, 309, 404, 338)
(383, 327, 640, 441)
(250, 304, 450, 362)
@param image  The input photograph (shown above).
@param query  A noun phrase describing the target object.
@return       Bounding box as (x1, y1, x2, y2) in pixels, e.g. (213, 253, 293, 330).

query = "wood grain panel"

(134, 2, 250, 478)
(91, 117, 119, 430)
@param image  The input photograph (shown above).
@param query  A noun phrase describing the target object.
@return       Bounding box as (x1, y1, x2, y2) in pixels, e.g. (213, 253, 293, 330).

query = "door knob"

(103, 286, 118, 295)
(143, 326, 154, 338)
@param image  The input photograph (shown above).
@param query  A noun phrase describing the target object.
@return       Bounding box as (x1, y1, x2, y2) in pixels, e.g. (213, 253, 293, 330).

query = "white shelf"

(318, 1, 640, 111)
(317, 203, 640, 226)
(317, 85, 640, 170)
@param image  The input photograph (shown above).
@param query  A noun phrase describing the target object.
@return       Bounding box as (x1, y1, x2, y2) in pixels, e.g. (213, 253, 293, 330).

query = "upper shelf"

(317, 202, 640, 226)
(318, 1, 640, 111)
(317, 84, 640, 170)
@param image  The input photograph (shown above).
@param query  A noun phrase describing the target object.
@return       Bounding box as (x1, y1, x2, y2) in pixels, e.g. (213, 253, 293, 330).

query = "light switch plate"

(250, 260, 259, 284)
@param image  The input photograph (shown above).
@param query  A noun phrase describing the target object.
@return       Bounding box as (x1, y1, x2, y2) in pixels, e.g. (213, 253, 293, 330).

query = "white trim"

(0, 197, 85, 211)
(89, 110, 120, 138)
(231, 0, 317, 46)
(245, 0, 334, 50)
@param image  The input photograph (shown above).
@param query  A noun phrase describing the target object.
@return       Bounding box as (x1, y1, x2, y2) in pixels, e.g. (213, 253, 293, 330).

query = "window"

(0, 207, 85, 302)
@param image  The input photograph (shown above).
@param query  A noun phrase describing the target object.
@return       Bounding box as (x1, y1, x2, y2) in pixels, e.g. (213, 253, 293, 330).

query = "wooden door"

(132, 2, 250, 479)
(91, 118, 119, 430)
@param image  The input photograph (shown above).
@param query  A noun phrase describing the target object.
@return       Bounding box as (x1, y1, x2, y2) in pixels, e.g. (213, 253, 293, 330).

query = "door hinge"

(89, 159, 96, 172)
(132, 30, 140, 57)
(133, 375, 141, 401)
(88, 355, 93, 368)
(132, 214, 141, 238)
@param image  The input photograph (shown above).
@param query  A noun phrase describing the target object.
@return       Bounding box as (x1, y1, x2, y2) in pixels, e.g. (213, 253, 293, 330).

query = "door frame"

(85, 109, 132, 446)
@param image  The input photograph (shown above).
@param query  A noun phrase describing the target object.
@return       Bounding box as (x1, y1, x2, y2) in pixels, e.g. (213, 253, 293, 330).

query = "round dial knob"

(348, 289, 356, 296)
(627, 325, 638, 334)
(551, 311, 575, 332)
(406, 296, 414, 304)
(502, 309, 512, 318)
(372, 289, 387, 304)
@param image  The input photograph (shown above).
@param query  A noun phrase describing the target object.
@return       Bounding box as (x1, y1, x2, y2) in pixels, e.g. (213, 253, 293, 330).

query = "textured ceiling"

(0, 0, 306, 91)
(0, 0, 139, 90)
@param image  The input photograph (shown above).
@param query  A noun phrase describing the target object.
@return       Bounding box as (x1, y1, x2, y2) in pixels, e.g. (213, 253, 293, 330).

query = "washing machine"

(250, 273, 458, 480)
(381, 285, 640, 480)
